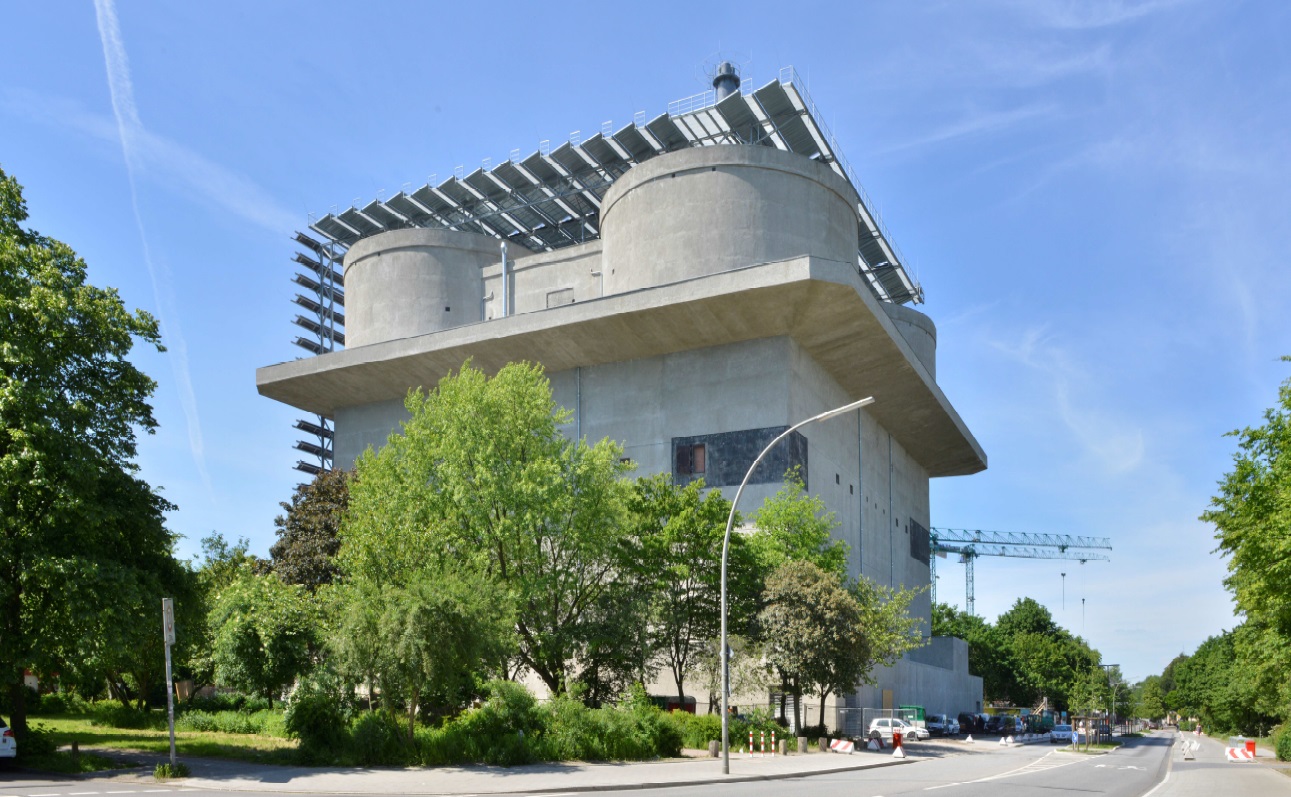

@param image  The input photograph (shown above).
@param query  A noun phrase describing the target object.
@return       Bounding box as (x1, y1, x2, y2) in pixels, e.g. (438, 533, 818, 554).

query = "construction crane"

(929, 528, 1112, 616)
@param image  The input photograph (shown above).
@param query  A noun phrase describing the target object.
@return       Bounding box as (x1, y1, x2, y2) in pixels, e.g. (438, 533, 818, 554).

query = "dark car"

(986, 715, 1017, 734)
(959, 712, 983, 733)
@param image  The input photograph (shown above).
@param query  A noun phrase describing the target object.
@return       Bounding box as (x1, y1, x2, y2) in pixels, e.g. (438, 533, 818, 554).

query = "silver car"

(1050, 723, 1074, 744)
(0, 716, 16, 762)
(868, 717, 930, 743)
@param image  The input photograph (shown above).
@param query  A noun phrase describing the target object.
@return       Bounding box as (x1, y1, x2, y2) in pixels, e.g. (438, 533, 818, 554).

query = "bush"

(32, 692, 90, 715)
(154, 761, 191, 779)
(351, 712, 409, 766)
(663, 711, 723, 749)
(1276, 724, 1291, 762)
(284, 676, 350, 764)
(16, 723, 57, 758)
(88, 701, 161, 730)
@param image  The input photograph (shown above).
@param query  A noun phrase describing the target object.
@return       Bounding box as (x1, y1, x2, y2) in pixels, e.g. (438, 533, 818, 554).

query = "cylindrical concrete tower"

(599, 146, 860, 295)
(343, 228, 500, 348)
(882, 303, 937, 379)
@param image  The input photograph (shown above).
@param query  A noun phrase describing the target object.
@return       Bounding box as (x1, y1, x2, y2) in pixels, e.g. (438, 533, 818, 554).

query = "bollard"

(708, 740, 719, 757)
(749, 731, 754, 758)
(70, 739, 80, 766)
(819, 737, 830, 753)
(778, 739, 787, 756)
(798, 735, 808, 754)
(771, 729, 777, 756)
(760, 730, 766, 757)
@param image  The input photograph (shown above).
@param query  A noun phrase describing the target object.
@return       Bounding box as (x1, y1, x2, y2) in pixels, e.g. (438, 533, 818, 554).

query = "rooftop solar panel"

(300, 70, 921, 304)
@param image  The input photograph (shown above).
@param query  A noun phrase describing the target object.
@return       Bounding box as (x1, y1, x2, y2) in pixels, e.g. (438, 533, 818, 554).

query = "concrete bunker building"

(257, 66, 987, 729)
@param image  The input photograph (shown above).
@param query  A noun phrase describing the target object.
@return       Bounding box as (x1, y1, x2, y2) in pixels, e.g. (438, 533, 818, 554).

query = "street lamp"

(720, 396, 874, 774)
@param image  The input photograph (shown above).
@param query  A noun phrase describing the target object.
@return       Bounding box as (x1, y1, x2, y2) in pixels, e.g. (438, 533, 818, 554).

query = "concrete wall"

(343, 228, 516, 347)
(853, 637, 983, 721)
(600, 146, 860, 294)
(882, 303, 937, 380)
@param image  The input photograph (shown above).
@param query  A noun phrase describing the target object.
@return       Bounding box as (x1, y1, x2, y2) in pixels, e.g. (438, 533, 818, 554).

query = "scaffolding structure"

(285, 65, 924, 473)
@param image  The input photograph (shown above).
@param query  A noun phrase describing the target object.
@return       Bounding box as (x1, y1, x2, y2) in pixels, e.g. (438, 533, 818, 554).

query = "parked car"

(867, 717, 930, 744)
(926, 714, 952, 736)
(1050, 724, 1074, 744)
(986, 715, 1018, 734)
(0, 715, 15, 763)
(958, 712, 983, 733)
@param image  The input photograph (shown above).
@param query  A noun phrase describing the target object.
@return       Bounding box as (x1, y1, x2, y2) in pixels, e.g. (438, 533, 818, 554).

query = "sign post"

(162, 598, 177, 768)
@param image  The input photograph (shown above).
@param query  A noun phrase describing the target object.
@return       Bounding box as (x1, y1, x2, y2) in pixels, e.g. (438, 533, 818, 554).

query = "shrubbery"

(284, 673, 353, 763)
(88, 701, 164, 730)
(30, 692, 91, 715)
(175, 709, 284, 736)
(1276, 724, 1291, 762)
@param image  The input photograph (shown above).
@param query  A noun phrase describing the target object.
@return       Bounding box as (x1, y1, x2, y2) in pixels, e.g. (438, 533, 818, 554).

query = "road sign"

(162, 597, 176, 645)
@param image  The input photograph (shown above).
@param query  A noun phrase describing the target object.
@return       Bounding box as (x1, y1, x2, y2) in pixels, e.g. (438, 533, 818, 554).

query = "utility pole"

(162, 598, 177, 768)
(1061, 572, 1066, 610)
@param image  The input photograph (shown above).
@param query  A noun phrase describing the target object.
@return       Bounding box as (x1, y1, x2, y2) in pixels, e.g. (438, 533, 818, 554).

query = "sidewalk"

(80, 744, 934, 795)
(1151, 732, 1291, 796)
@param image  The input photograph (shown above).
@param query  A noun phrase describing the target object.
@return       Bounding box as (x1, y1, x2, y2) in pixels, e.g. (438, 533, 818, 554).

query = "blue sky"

(3, 1, 1288, 683)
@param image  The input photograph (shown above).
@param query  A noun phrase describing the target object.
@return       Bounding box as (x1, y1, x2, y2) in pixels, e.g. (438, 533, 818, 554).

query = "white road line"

(68, 792, 101, 795)
(105, 791, 138, 794)
(924, 783, 964, 790)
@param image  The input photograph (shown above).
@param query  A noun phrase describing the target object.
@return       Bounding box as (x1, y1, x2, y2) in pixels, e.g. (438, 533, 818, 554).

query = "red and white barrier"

(829, 739, 855, 754)
(1226, 747, 1255, 762)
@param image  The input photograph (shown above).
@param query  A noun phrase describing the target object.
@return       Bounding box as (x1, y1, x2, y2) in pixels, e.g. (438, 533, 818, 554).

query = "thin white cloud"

(1018, 0, 1193, 30)
(0, 87, 299, 236)
(94, 0, 210, 492)
(987, 324, 1145, 474)
(875, 103, 1057, 157)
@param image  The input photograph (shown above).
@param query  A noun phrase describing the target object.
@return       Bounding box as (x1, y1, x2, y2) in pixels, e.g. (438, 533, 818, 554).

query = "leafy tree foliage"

(626, 474, 759, 705)
(1168, 627, 1278, 736)
(933, 599, 1099, 711)
(341, 361, 632, 696)
(1, 166, 171, 735)
(1135, 676, 1166, 721)
(748, 471, 849, 580)
(270, 468, 351, 591)
(1204, 361, 1291, 636)
(209, 572, 318, 704)
(369, 568, 514, 738)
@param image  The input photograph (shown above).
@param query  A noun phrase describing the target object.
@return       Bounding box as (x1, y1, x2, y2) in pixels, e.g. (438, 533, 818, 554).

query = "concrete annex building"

(257, 65, 987, 731)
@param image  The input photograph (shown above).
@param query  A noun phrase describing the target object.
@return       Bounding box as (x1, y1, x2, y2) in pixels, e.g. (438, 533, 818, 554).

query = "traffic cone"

(892, 744, 906, 759)
(965, 735, 974, 744)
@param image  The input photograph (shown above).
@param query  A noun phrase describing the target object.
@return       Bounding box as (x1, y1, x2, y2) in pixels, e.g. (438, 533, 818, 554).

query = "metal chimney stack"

(712, 61, 739, 101)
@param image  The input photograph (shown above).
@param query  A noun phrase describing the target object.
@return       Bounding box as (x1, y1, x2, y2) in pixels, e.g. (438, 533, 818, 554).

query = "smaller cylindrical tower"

(712, 61, 740, 100)
(343, 228, 498, 348)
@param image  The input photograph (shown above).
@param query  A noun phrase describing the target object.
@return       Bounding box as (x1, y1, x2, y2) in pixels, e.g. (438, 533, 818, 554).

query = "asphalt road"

(0, 735, 1175, 797)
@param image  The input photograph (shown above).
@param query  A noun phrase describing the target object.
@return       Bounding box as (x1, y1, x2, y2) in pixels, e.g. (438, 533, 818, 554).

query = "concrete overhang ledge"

(257, 256, 987, 477)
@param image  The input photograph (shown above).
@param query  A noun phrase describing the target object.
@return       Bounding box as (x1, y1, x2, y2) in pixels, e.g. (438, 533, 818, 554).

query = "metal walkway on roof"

(304, 67, 922, 307)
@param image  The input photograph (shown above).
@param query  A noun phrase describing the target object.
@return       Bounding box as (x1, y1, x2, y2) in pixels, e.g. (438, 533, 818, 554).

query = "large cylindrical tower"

(599, 145, 859, 295)
(342, 228, 500, 348)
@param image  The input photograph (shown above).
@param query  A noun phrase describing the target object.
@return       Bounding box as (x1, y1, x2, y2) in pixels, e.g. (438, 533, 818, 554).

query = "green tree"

(757, 559, 919, 732)
(1, 166, 169, 735)
(377, 568, 514, 738)
(748, 470, 849, 580)
(932, 602, 1025, 705)
(1204, 361, 1291, 636)
(1137, 676, 1166, 721)
(627, 474, 758, 706)
(209, 572, 317, 704)
(270, 468, 351, 591)
(341, 361, 632, 696)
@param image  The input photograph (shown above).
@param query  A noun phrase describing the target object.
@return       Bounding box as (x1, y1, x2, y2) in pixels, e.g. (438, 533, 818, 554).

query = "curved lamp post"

(720, 396, 874, 774)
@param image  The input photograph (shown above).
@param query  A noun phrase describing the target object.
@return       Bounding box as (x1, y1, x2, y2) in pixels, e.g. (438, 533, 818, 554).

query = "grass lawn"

(31, 715, 299, 767)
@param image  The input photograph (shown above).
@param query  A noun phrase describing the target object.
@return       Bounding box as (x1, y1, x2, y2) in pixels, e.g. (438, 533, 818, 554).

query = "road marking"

(68, 792, 101, 795)
(924, 784, 964, 790)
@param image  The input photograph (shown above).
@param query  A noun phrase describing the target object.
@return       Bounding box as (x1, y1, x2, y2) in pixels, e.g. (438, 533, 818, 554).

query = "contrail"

(94, 0, 211, 493)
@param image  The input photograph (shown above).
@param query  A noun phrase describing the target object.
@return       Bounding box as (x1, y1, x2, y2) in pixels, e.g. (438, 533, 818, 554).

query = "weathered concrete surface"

(258, 256, 986, 478)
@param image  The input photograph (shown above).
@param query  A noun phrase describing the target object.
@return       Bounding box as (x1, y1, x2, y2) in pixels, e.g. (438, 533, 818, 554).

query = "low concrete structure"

(259, 77, 986, 727)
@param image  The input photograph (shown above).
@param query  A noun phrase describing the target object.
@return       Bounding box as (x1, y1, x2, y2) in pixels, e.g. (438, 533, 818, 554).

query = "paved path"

(1149, 732, 1291, 796)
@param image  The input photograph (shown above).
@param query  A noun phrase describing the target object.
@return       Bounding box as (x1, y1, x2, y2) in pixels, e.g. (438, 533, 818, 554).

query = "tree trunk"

(6, 682, 26, 737)
(818, 688, 829, 730)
